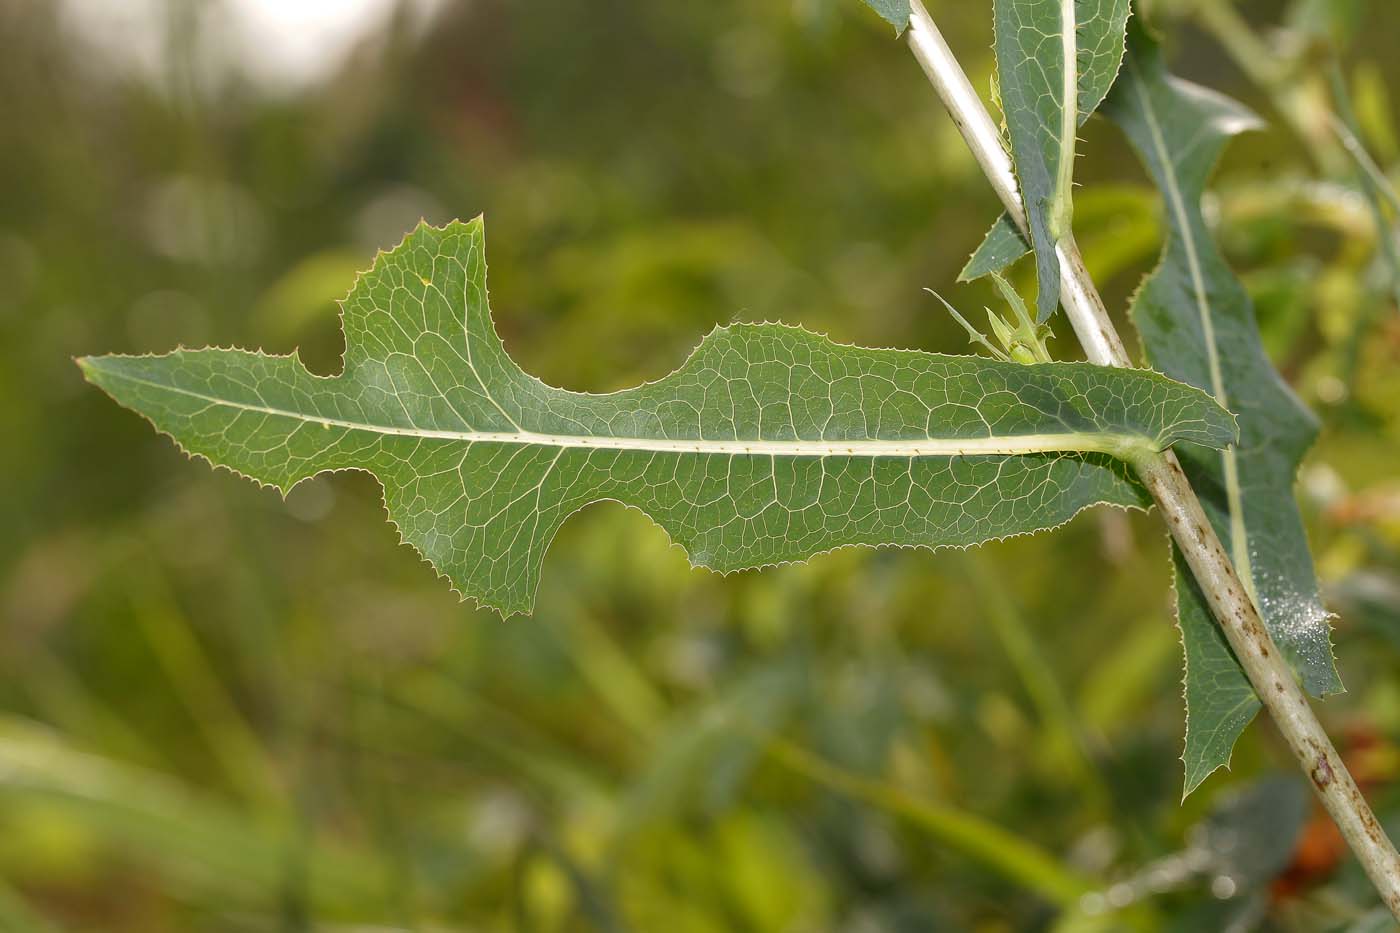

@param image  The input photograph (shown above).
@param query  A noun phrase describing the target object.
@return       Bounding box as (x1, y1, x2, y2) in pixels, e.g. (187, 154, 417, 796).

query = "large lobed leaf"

(992, 0, 1132, 319)
(81, 219, 1235, 617)
(1103, 29, 1342, 794)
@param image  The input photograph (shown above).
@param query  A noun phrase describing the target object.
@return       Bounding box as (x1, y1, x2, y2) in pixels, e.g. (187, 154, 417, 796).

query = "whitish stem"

(903, 0, 1400, 918)
(903, 3, 1129, 368)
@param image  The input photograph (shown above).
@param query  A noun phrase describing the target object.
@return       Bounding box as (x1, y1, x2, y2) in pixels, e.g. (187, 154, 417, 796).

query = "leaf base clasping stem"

(903, 0, 1400, 917)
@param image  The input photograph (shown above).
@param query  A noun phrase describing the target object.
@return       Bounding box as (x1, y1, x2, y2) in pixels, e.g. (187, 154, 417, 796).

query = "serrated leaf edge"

(79, 217, 1236, 618)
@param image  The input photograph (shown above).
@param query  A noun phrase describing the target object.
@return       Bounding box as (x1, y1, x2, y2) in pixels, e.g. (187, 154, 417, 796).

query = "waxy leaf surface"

(81, 220, 1235, 617)
(1104, 31, 1342, 794)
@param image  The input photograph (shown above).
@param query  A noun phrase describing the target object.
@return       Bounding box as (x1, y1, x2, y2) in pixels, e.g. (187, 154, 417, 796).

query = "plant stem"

(1132, 453, 1400, 904)
(903, 0, 1400, 917)
(903, 4, 1130, 368)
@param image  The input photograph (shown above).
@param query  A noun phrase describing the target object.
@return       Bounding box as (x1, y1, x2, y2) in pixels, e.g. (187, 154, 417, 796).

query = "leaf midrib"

(88, 365, 1162, 460)
(1127, 57, 1257, 601)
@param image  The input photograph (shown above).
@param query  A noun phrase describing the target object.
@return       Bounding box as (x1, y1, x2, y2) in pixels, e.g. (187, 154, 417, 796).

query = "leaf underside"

(81, 219, 1235, 617)
(978, 0, 1131, 290)
(1104, 29, 1342, 794)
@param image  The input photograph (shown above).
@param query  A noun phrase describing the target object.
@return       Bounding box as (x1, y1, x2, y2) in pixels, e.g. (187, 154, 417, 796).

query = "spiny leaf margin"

(80, 218, 1235, 618)
(1103, 26, 1342, 795)
(972, 0, 1131, 287)
(859, 0, 911, 32)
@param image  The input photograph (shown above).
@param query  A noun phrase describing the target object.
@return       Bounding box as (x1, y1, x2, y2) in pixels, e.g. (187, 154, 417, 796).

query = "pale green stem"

(927, 288, 1013, 361)
(904, 1, 1400, 918)
(1330, 112, 1400, 218)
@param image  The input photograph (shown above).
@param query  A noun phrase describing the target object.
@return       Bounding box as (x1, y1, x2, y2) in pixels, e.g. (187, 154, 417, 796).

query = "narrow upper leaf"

(1103, 29, 1342, 794)
(1075, 0, 1133, 120)
(960, 213, 1032, 284)
(991, 0, 1130, 305)
(994, 0, 1076, 320)
(80, 219, 1234, 617)
(859, 0, 911, 32)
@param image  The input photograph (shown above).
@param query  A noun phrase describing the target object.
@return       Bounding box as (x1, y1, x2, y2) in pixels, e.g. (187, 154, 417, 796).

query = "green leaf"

(994, 0, 1076, 319)
(959, 214, 1031, 284)
(977, 0, 1131, 289)
(80, 219, 1235, 617)
(993, 0, 1131, 317)
(1103, 29, 1343, 794)
(1075, 0, 1133, 120)
(859, 0, 911, 32)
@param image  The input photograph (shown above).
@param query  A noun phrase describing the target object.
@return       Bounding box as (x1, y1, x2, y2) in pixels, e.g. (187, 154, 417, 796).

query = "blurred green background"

(4, 0, 1400, 930)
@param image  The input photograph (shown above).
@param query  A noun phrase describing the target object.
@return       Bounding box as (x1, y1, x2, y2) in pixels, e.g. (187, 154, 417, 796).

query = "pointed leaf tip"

(82, 220, 1236, 616)
(1105, 25, 1339, 795)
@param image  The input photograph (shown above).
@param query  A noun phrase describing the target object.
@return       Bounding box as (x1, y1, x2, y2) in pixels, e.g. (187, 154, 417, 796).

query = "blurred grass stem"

(1186, 0, 1400, 371)
(1186, 0, 1348, 176)
(962, 555, 1110, 809)
(760, 736, 1092, 906)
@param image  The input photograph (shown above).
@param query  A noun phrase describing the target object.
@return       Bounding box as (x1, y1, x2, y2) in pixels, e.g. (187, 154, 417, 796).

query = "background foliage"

(4, 0, 1400, 930)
